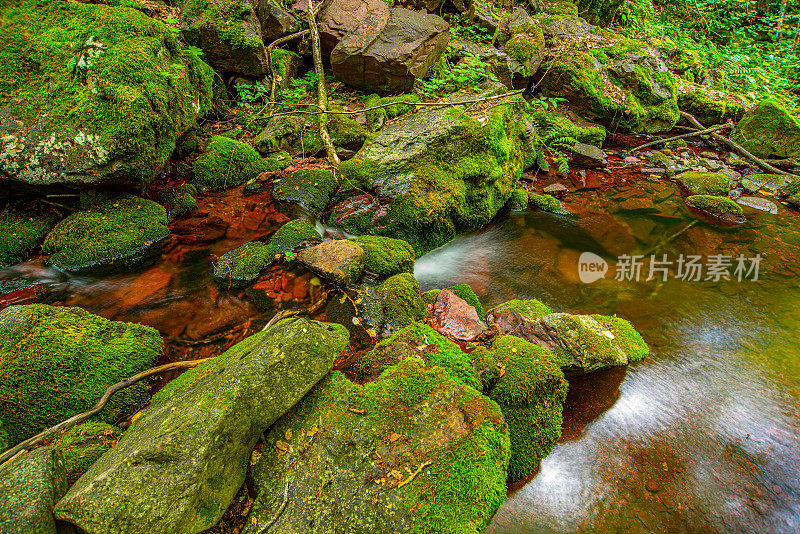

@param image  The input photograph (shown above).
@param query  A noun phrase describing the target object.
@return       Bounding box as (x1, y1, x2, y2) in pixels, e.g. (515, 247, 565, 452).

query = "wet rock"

(543, 183, 569, 197)
(181, 0, 268, 75)
(0, 2, 211, 191)
(737, 196, 778, 214)
(0, 209, 57, 268)
(0, 447, 68, 534)
(330, 7, 450, 94)
(686, 194, 746, 224)
(677, 171, 729, 196)
(243, 358, 509, 534)
(528, 192, 571, 214)
(0, 304, 161, 446)
(319, 0, 390, 56)
(42, 196, 169, 275)
(355, 235, 415, 278)
(297, 239, 366, 286)
(272, 169, 339, 217)
(253, 113, 367, 156)
(257, 0, 300, 43)
(571, 142, 607, 168)
(158, 184, 197, 221)
(55, 319, 349, 534)
(731, 99, 800, 159)
(426, 288, 487, 342)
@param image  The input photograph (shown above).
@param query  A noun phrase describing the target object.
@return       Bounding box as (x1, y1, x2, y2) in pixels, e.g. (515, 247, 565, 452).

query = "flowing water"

(416, 179, 800, 533)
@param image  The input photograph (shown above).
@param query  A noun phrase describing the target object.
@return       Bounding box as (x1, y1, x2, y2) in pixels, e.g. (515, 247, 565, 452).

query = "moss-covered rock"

(529, 108, 607, 150)
(686, 194, 745, 222)
(445, 283, 485, 319)
(270, 217, 323, 253)
(528, 192, 570, 214)
(487, 298, 552, 321)
(212, 241, 277, 289)
(505, 23, 545, 78)
(181, 0, 268, 76)
(0, 0, 213, 191)
(55, 318, 348, 534)
(244, 358, 510, 534)
(507, 187, 529, 210)
(0, 446, 68, 534)
(0, 209, 57, 268)
(273, 168, 338, 217)
(355, 235, 416, 278)
(365, 93, 420, 132)
(331, 85, 533, 256)
(157, 183, 197, 221)
(0, 419, 8, 452)
(731, 99, 800, 159)
(42, 196, 169, 274)
(471, 335, 568, 481)
(0, 304, 162, 446)
(676, 86, 748, 126)
(43, 421, 122, 486)
(358, 322, 481, 389)
(253, 113, 368, 156)
(575, 0, 623, 25)
(192, 135, 289, 191)
(380, 272, 426, 333)
(678, 171, 729, 196)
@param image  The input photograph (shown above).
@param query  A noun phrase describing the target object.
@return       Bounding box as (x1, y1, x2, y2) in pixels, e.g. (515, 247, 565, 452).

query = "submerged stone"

(272, 169, 339, 217)
(686, 194, 746, 224)
(55, 319, 349, 534)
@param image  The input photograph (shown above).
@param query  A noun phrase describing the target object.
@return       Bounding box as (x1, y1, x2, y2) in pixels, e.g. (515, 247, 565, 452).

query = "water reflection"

(416, 181, 800, 532)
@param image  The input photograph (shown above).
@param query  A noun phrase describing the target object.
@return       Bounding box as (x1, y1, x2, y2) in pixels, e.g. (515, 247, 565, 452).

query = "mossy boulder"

(42, 421, 122, 486)
(487, 298, 552, 322)
(380, 272, 426, 333)
(504, 23, 545, 79)
(192, 135, 289, 191)
(355, 235, 416, 278)
(508, 187, 529, 210)
(298, 239, 366, 286)
(0, 0, 213, 191)
(731, 99, 800, 159)
(529, 108, 607, 150)
(273, 169, 339, 217)
(253, 113, 368, 156)
(365, 93, 420, 132)
(676, 85, 748, 126)
(0, 447, 68, 534)
(270, 218, 323, 253)
(330, 86, 534, 256)
(358, 322, 481, 388)
(244, 358, 510, 534)
(181, 0, 269, 76)
(686, 194, 745, 223)
(158, 184, 197, 221)
(0, 209, 57, 268)
(42, 196, 169, 274)
(528, 192, 570, 214)
(55, 319, 349, 534)
(678, 171, 729, 196)
(471, 335, 568, 480)
(0, 304, 162, 446)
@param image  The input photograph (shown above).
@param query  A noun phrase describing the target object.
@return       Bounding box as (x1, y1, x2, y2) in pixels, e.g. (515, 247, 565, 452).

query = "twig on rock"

(630, 123, 733, 152)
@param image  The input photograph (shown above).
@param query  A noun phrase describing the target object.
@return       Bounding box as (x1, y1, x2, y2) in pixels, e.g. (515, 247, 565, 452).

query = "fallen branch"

(680, 111, 800, 180)
(0, 357, 211, 466)
(397, 460, 433, 488)
(266, 29, 310, 105)
(307, 0, 339, 166)
(631, 123, 733, 153)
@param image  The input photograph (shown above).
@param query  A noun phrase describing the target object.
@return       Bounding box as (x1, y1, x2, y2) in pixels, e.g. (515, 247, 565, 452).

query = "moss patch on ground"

(0, 209, 57, 268)
(192, 136, 289, 191)
(42, 196, 169, 273)
(0, 304, 162, 446)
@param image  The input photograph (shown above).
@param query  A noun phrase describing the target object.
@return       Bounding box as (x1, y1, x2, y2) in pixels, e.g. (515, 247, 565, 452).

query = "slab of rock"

(737, 196, 778, 214)
(54, 319, 349, 534)
(319, 0, 390, 55)
(331, 7, 449, 93)
(257, 0, 300, 43)
(425, 288, 487, 342)
(298, 239, 365, 286)
(0, 447, 68, 534)
(571, 143, 607, 167)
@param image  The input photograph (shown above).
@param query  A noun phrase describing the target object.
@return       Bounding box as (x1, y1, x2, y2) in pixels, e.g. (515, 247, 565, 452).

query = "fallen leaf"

(348, 407, 366, 414)
(285, 429, 293, 440)
(389, 432, 401, 443)
(275, 440, 290, 452)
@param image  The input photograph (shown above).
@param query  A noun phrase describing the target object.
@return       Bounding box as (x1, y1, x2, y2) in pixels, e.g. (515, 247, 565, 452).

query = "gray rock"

(737, 196, 779, 214)
(451, 40, 513, 88)
(257, 0, 300, 43)
(468, 0, 504, 33)
(319, 0, 390, 56)
(571, 143, 607, 167)
(54, 319, 349, 534)
(331, 7, 450, 94)
(0, 447, 68, 534)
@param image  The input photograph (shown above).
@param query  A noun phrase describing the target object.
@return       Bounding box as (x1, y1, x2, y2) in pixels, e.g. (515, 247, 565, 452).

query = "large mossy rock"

(472, 335, 568, 481)
(253, 113, 367, 156)
(272, 169, 339, 217)
(0, 1, 213, 192)
(538, 37, 679, 133)
(330, 7, 450, 94)
(243, 358, 510, 534)
(0, 209, 57, 268)
(55, 319, 349, 534)
(731, 99, 800, 159)
(678, 171, 729, 196)
(0, 304, 162, 447)
(0, 447, 68, 534)
(676, 82, 750, 126)
(180, 0, 269, 76)
(192, 135, 289, 191)
(330, 86, 533, 256)
(42, 196, 170, 274)
(42, 421, 122, 486)
(355, 235, 415, 278)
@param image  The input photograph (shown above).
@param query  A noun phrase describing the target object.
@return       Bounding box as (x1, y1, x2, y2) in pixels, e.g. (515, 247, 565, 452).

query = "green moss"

(0, 0, 213, 188)
(359, 322, 480, 389)
(212, 241, 276, 289)
(542, 1, 579, 16)
(507, 187, 529, 211)
(268, 218, 321, 254)
(44, 421, 122, 486)
(364, 93, 420, 132)
(686, 194, 743, 216)
(528, 192, 567, 213)
(590, 314, 648, 363)
(0, 304, 162, 446)
(158, 184, 197, 220)
(678, 171, 729, 196)
(379, 273, 425, 332)
(355, 235, 415, 278)
(471, 335, 567, 480)
(783, 178, 800, 197)
(422, 289, 441, 306)
(0, 419, 7, 452)
(270, 49, 298, 80)
(192, 136, 288, 191)
(0, 210, 57, 268)
(732, 99, 800, 159)
(445, 284, 485, 319)
(273, 169, 338, 217)
(488, 298, 552, 320)
(677, 90, 745, 126)
(42, 196, 169, 273)
(505, 24, 544, 75)
(183, 0, 264, 52)
(337, 157, 381, 191)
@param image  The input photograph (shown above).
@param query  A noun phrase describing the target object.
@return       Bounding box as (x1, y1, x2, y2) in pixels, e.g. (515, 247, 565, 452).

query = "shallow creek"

(416, 179, 800, 532)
